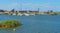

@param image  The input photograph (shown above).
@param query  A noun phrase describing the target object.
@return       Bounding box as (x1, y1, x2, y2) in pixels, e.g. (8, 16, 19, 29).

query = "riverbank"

(0, 10, 60, 16)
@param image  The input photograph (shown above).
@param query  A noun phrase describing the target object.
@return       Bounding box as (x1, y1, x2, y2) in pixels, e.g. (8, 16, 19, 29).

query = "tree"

(11, 9, 15, 12)
(0, 10, 5, 12)
(50, 10, 53, 12)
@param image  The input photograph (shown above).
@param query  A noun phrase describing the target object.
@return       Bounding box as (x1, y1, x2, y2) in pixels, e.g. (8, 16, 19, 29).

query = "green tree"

(11, 9, 15, 12)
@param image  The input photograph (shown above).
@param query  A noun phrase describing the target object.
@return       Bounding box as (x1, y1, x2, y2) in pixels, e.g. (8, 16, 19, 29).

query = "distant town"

(0, 9, 60, 16)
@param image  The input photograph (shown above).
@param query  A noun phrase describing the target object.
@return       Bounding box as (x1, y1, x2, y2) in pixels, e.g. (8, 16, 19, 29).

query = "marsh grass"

(0, 20, 22, 29)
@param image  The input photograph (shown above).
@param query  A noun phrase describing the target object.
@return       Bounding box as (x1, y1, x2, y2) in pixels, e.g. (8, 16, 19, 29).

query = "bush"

(0, 20, 22, 28)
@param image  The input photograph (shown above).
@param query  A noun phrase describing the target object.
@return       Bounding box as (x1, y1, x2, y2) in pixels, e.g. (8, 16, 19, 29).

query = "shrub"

(0, 20, 22, 28)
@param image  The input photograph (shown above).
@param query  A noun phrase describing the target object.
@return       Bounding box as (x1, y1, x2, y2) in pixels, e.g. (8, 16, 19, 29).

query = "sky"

(0, 0, 60, 12)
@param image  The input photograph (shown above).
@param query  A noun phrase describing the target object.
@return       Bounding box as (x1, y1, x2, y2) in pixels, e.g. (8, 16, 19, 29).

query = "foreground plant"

(0, 20, 22, 31)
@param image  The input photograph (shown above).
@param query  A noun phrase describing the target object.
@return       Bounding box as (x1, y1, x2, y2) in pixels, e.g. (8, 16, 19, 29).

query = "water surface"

(0, 15, 60, 33)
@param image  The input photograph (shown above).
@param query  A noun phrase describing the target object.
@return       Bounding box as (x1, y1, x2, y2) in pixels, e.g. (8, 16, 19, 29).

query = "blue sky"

(0, 0, 60, 12)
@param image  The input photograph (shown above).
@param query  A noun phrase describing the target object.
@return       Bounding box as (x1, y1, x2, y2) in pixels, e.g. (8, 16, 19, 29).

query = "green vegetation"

(0, 20, 22, 29)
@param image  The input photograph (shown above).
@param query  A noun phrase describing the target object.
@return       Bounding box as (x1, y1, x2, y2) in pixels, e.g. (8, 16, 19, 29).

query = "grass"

(0, 20, 22, 29)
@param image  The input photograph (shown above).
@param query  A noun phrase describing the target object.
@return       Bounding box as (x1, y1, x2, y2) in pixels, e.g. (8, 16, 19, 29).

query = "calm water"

(0, 15, 60, 33)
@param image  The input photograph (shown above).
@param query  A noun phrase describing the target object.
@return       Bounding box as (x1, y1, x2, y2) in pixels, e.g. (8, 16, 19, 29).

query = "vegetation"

(0, 20, 22, 29)
(11, 9, 15, 12)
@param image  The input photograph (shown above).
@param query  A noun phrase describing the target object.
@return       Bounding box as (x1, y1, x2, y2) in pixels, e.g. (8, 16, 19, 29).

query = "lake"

(0, 15, 60, 33)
